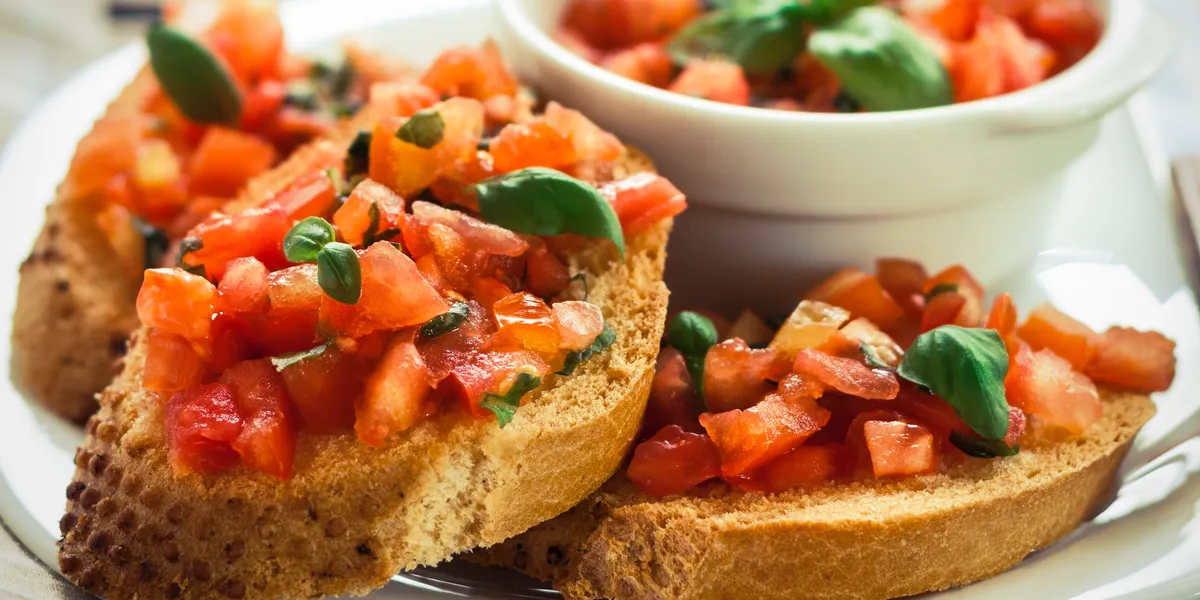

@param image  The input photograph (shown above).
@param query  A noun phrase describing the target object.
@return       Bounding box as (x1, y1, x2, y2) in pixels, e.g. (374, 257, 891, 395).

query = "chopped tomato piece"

(227, 309, 320, 357)
(599, 173, 688, 236)
(490, 120, 578, 173)
(334, 178, 406, 247)
(769, 300, 851, 361)
(525, 242, 571, 298)
(1005, 405, 1027, 447)
(1028, 0, 1102, 52)
(187, 128, 277, 197)
(267, 264, 322, 313)
(419, 41, 518, 100)
(429, 150, 496, 210)
(133, 138, 183, 194)
(471, 276, 516, 312)
(219, 359, 297, 479)
(239, 79, 286, 133)
(703, 339, 789, 413)
(274, 170, 337, 220)
(443, 351, 549, 419)
(552, 301, 604, 351)
(758, 444, 843, 493)
(555, 28, 602, 62)
(208, 0, 284, 81)
(492, 292, 562, 355)
(369, 116, 440, 197)
(700, 391, 831, 477)
(600, 42, 673, 87)
(164, 383, 243, 476)
(876, 257, 928, 318)
(1016, 303, 1097, 370)
(927, 0, 984, 41)
(891, 383, 969, 439)
(805, 267, 905, 328)
(669, 60, 751, 106)
(137, 268, 217, 341)
(368, 81, 440, 118)
(143, 330, 206, 393)
(356, 332, 433, 446)
(643, 348, 702, 437)
(992, 16, 1053, 91)
(841, 318, 904, 368)
(543, 101, 624, 164)
(986, 292, 1019, 356)
(863, 420, 939, 478)
(793, 349, 900, 400)
(921, 289, 970, 332)
(417, 300, 493, 383)
(951, 23, 1006, 103)
(320, 242, 450, 338)
(563, 0, 699, 49)
(923, 265, 983, 314)
(411, 201, 529, 257)
(433, 96, 486, 166)
(1084, 327, 1177, 393)
(217, 257, 270, 316)
(280, 346, 366, 434)
(1006, 346, 1102, 434)
(185, 204, 292, 278)
(627, 424, 721, 496)
(63, 115, 141, 199)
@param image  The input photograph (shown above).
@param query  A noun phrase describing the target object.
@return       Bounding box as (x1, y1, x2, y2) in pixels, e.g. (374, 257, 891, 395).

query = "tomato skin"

(876, 257, 928, 319)
(793, 349, 900, 400)
(863, 420, 940, 478)
(1016, 304, 1098, 371)
(564, 0, 699, 49)
(492, 292, 562, 355)
(274, 170, 337, 221)
(490, 121, 578, 173)
(700, 388, 830, 477)
(137, 268, 217, 342)
(627, 425, 721, 497)
(1004, 405, 1027, 447)
(334, 179, 406, 247)
(1084, 327, 1177, 393)
(599, 172, 688, 236)
(542, 101, 624, 164)
(219, 359, 298, 479)
(525, 242, 571, 298)
(986, 292, 1019, 356)
(187, 128, 278, 198)
(368, 81, 440, 118)
(758, 443, 844, 493)
(185, 204, 292, 279)
(643, 348, 703, 437)
(218, 257, 271, 316)
(669, 60, 751, 106)
(356, 331, 433, 446)
(164, 383, 243, 476)
(320, 243, 450, 338)
(1006, 345, 1102, 434)
(266, 264, 322, 313)
(280, 347, 366, 434)
(703, 339, 789, 413)
(600, 43, 674, 87)
(552, 301, 604, 351)
(805, 267, 905, 330)
(143, 330, 206, 393)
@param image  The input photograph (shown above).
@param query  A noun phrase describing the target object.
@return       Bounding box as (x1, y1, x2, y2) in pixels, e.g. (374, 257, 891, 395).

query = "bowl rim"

(495, 0, 1147, 128)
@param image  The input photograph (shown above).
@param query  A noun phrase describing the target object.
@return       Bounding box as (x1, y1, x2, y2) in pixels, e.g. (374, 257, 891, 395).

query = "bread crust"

(474, 390, 1156, 600)
(56, 150, 672, 598)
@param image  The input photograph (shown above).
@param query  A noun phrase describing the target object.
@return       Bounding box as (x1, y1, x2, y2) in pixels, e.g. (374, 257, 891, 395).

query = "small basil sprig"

(283, 217, 363, 305)
(950, 430, 1019, 458)
(557, 322, 617, 376)
(667, 311, 719, 397)
(270, 341, 330, 372)
(897, 326, 1010, 441)
(668, 0, 808, 75)
(475, 168, 625, 258)
(146, 26, 242, 126)
(481, 371, 542, 428)
(396, 109, 445, 149)
(420, 302, 471, 339)
(808, 7, 952, 112)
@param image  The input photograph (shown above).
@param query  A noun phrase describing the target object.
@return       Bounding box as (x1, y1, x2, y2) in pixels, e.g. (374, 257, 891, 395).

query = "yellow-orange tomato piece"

(143, 330, 206, 393)
(133, 138, 182, 193)
(333, 179, 406, 247)
(1016, 303, 1097, 371)
(369, 116, 440, 198)
(493, 292, 561, 355)
(1084, 327, 1177, 393)
(552, 301, 604, 351)
(863, 421, 939, 478)
(805, 267, 904, 330)
(356, 332, 433, 447)
(137, 268, 216, 341)
(434, 96, 486, 167)
(188, 128, 277, 197)
(489, 120, 578, 173)
(841, 318, 904, 368)
(769, 300, 851, 361)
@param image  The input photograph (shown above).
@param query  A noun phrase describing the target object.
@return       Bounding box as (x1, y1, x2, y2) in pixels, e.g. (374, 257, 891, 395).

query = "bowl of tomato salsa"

(495, 0, 1169, 309)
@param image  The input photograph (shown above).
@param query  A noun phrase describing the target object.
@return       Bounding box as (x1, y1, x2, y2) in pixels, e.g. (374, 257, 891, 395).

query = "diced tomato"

(1005, 405, 1027, 447)
(626, 424, 721, 496)
(417, 300, 493, 383)
(217, 257, 270, 316)
(542, 101, 624, 164)
(643, 348, 702, 437)
(927, 0, 984, 41)
(420, 41, 518, 100)
(443, 351, 549, 419)
(669, 60, 751, 106)
(525, 242, 571, 298)
(274, 170, 337, 221)
(921, 290, 970, 332)
(769, 300, 851, 361)
(239, 79, 286, 132)
(185, 204, 292, 278)
(599, 172, 688, 236)
(599, 42, 674, 87)
(143, 330, 206, 393)
(208, 0, 284, 82)
(876, 257, 928, 318)
(334, 179, 406, 247)
(188, 128, 277, 197)
(356, 331, 433, 446)
(863, 420, 939, 478)
(369, 116, 440, 198)
(267, 264, 322, 313)
(415, 254, 449, 293)
(219, 359, 297, 479)
(492, 292, 562, 355)
(805, 267, 905, 330)
(1028, 0, 1102, 52)
(137, 268, 217, 341)
(433, 96, 487, 167)
(1084, 327, 1177, 393)
(552, 301, 604, 351)
(205, 314, 250, 372)
(490, 120, 578, 173)
(228, 307, 320, 357)
(703, 339, 789, 413)
(471, 276, 516, 312)
(891, 383, 969, 438)
(280, 346, 366, 434)
(1006, 346, 1102, 434)
(166, 196, 226, 240)
(951, 23, 1006, 103)
(164, 383, 243, 476)
(261, 108, 334, 152)
(555, 28, 602, 62)
(368, 81, 440, 118)
(562, 0, 699, 49)
(1016, 304, 1097, 371)
(841, 318, 905, 368)
(319, 242, 450, 338)
(986, 292, 1019, 356)
(411, 201, 529, 257)
(758, 444, 843, 493)
(132, 138, 183, 194)
(429, 150, 496, 211)
(793, 349, 900, 400)
(700, 391, 831, 477)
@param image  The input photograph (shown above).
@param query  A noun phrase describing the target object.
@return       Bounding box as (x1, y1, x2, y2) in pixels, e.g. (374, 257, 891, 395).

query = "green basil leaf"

(949, 430, 1019, 458)
(146, 26, 242, 126)
(481, 371, 542, 428)
(808, 7, 953, 112)
(362, 202, 382, 247)
(667, 311, 719, 396)
(475, 167, 625, 257)
(176, 236, 203, 267)
(345, 130, 372, 178)
(270, 341, 330, 372)
(420, 302, 471, 339)
(897, 326, 1010, 440)
(925, 282, 959, 301)
(316, 242, 362, 305)
(557, 322, 617, 376)
(396, 109, 445, 149)
(284, 217, 336, 263)
(668, 0, 807, 75)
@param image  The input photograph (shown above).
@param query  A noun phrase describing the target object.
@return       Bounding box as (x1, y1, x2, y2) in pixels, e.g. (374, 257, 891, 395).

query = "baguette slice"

(474, 389, 1155, 600)
(57, 147, 672, 598)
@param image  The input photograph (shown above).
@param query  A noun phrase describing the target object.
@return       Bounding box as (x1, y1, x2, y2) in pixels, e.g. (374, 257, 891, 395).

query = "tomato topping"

(758, 444, 843, 493)
(1006, 346, 1102, 434)
(63, 116, 141, 199)
(217, 257, 271, 316)
(239, 79, 287, 133)
(1084, 327, 1177, 393)
(419, 41, 518, 100)
(208, 0, 285, 82)
(185, 204, 292, 278)
(643, 348, 702, 437)
(552, 301, 604, 351)
(600, 43, 674, 87)
(703, 339, 789, 413)
(876, 257, 928, 318)
(143, 330, 206, 393)
(542, 101, 624, 164)
(334, 179, 406, 247)
(525, 242, 571, 298)
(417, 300, 493, 384)
(1028, 0, 1102, 53)
(219, 359, 297, 479)
(368, 81, 440, 118)
(320, 243, 450, 338)
(356, 332, 433, 446)
(863, 420, 939, 478)
(927, 0, 984, 41)
(434, 96, 487, 166)
(805, 267, 905, 330)
(443, 351, 549, 419)
(280, 347, 366, 434)
(490, 120, 578, 173)
(492, 292, 562, 355)
(840, 318, 904, 368)
(669, 60, 751, 106)
(429, 150, 496, 211)
(137, 268, 216, 341)
(920, 289, 970, 332)
(599, 173, 688, 236)
(274, 170, 337, 220)
(411, 201, 529, 257)
(1016, 303, 1097, 370)
(769, 301, 851, 361)
(266, 264, 322, 313)
(985, 292, 1019, 356)
(187, 128, 278, 197)
(793, 349, 900, 400)
(563, 0, 698, 49)
(227, 309, 320, 357)
(1005, 405, 1027, 447)
(700, 389, 830, 477)
(164, 383, 243, 476)
(627, 425, 721, 497)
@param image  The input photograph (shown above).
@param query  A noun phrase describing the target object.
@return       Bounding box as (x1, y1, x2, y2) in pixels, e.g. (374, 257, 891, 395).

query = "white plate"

(0, 1, 1197, 598)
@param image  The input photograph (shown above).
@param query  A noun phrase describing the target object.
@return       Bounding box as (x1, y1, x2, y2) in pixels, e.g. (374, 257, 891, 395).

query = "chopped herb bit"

(270, 341, 330, 372)
(176, 237, 203, 266)
(181, 263, 207, 279)
(569, 272, 589, 301)
(557, 322, 617, 376)
(362, 202, 382, 247)
(420, 302, 471, 339)
(396, 109, 445, 149)
(345, 130, 372, 178)
(481, 371, 542, 428)
(833, 89, 861, 113)
(133, 218, 170, 270)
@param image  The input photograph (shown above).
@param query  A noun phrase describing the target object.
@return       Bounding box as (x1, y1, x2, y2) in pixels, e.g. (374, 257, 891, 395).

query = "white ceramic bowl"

(495, 0, 1171, 314)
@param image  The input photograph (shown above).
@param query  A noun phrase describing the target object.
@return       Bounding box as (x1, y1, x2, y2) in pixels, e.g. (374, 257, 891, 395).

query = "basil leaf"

(396, 109, 445, 149)
(667, 311, 718, 395)
(668, 0, 807, 75)
(950, 430, 1019, 458)
(420, 302, 471, 339)
(133, 218, 170, 270)
(808, 7, 952, 112)
(146, 26, 242, 126)
(345, 130, 372, 178)
(176, 237, 203, 267)
(557, 322, 617, 376)
(362, 203, 382, 247)
(897, 326, 1010, 440)
(316, 242, 362, 305)
(284, 217, 336, 263)
(925, 282, 959, 301)
(270, 341, 330, 372)
(481, 371, 542, 428)
(475, 168, 625, 257)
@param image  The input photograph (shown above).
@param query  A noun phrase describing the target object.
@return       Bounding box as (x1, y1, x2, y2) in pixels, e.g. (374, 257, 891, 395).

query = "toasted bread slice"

(56, 147, 672, 598)
(473, 389, 1155, 600)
